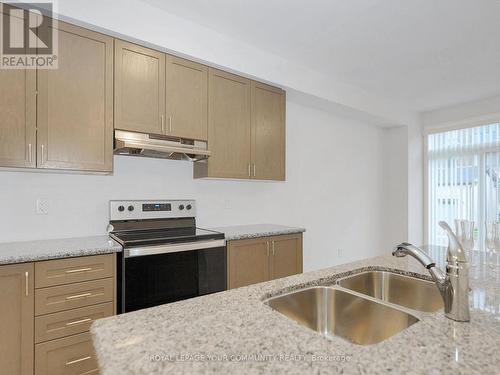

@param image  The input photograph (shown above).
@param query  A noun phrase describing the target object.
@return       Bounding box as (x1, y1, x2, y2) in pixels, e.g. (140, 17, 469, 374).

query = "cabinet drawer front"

(35, 254, 114, 288)
(35, 302, 114, 343)
(35, 332, 98, 375)
(35, 278, 114, 315)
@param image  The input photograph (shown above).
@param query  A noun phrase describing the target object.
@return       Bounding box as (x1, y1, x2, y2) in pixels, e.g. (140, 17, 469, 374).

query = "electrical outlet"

(224, 199, 232, 209)
(36, 199, 49, 215)
(337, 249, 343, 257)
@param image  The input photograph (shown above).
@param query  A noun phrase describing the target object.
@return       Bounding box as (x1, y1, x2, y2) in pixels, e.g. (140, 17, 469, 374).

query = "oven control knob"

(186, 204, 192, 210)
(178, 204, 185, 210)
(128, 205, 134, 212)
(118, 205, 125, 212)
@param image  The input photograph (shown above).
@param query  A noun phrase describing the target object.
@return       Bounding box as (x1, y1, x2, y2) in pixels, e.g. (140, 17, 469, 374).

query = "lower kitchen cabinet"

(0, 253, 116, 375)
(0, 263, 34, 375)
(228, 237, 270, 289)
(227, 233, 303, 289)
(270, 234, 303, 279)
(35, 332, 98, 375)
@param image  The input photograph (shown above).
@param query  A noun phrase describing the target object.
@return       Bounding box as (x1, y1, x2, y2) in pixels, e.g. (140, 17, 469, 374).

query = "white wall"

(0, 98, 391, 271)
(381, 126, 409, 250)
(407, 122, 424, 245)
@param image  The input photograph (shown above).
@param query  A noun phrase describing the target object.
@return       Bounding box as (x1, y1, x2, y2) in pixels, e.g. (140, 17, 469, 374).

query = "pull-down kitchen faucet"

(393, 221, 470, 322)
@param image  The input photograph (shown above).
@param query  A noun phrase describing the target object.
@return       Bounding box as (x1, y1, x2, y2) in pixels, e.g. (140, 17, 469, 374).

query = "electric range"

(108, 200, 226, 313)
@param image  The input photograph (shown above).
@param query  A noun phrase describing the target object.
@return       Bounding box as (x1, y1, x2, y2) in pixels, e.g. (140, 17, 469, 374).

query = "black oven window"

(125, 251, 198, 312)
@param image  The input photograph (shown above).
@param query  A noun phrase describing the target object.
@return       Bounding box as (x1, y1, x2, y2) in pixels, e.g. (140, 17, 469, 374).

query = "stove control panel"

(110, 200, 196, 221)
(143, 203, 171, 212)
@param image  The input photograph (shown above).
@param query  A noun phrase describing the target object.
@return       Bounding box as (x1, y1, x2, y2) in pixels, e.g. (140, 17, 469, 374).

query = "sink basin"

(265, 287, 419, 345)
(338, 271, 443, 312)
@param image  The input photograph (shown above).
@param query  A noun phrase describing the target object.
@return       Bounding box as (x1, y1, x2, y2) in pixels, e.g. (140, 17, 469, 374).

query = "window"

(427, 123, 500, 249)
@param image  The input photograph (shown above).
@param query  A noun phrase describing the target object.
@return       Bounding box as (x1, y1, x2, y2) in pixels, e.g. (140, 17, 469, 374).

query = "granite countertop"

(0, 224, 302, 265)
(209, 224, 305, 241)
(0, 235, 122, 265)
(91, 247, 500, 374)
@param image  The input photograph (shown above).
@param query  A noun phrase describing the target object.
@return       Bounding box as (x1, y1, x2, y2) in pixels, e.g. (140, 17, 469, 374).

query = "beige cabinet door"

(115, 40, 166, 135)
(0, 69, 36, 168)
(166, 55, 208, 140)
(270, 233, 303, 280)
(228, 238, 270, 289)
(0, 5, 36, 168)
(37, 22, 113, 172)
(0, 262, 34, 375)
(206, 68, 251, 178)
(251, 81, 286, 180)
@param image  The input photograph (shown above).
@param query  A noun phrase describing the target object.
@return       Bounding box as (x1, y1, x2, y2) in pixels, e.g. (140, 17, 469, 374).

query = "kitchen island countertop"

(91, 247, 500, 374)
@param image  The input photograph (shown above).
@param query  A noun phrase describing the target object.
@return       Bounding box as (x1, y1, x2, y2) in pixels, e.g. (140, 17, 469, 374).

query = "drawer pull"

(66, 317, 92, 326)
(66, 292, 92, 300)
(65, 356, 91, 366)
(65, 267, 92, 274)
(25, 272, 29, 296)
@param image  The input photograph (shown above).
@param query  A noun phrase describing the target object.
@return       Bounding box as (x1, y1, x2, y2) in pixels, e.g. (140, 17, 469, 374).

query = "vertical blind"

(427, 123, 500, 248)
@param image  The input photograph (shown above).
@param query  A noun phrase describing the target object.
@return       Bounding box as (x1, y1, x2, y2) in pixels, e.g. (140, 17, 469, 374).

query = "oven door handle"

(124, 239, 226, 258)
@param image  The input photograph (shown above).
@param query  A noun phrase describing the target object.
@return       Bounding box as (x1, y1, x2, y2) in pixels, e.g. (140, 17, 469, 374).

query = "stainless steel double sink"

(264, 270, 443, 345)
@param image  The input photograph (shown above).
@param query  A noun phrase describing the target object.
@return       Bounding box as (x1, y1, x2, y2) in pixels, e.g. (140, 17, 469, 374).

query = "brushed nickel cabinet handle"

(65, 356, 91, 366)
(272, 240, 275, 256)
(65, 267, 92, 274)
(169, 116, 172, 134)
(253, 164, 256, 177)
(267, 241, 270, 257)
(65, 292, 92, 300)
(248, 163, 251, 177)
(161, 115, 165, 133)
(25, 272, 29, 296)
(28, 143, 32, 163)
(41, 144, 45, 164)
(66, 317, 92, 326)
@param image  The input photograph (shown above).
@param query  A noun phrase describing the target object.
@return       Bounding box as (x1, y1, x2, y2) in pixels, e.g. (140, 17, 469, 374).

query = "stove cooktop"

(110, 227, 224, 248)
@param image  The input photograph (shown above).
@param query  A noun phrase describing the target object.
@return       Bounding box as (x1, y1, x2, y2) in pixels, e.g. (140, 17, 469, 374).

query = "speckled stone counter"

(209, 224, 305, 241)
(0, 235, 122, 265)
(91, 248, 500, 375)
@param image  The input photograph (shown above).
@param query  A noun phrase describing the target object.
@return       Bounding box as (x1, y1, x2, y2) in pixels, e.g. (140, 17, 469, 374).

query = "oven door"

(120, 239, 226, 313)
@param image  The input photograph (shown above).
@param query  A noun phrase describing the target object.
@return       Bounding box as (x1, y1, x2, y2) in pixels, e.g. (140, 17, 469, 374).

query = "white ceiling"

(140, 0, 500, 113)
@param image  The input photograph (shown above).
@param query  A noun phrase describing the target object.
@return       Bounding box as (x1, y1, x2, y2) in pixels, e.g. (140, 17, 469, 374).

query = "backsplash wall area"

(0, 99, 400, 271)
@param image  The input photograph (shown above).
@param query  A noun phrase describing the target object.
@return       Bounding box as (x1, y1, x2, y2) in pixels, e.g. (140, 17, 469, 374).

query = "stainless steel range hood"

(114, 130, 210, 162)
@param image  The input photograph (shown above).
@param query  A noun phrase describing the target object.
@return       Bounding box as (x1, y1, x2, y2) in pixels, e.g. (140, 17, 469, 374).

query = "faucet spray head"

(393, 243, 411, 257)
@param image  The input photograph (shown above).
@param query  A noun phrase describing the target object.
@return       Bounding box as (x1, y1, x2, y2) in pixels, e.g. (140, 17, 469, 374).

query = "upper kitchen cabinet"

(165, 55, 208, 140)
(37, 22, 113, 172)
(251, 82, 286, 181)
(194, 70, 286, 181)
(0, 6, 36, 169)
(194, 68, 252, 179)
(114, 40, 166, 135)
(0, 63, 36, 169)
